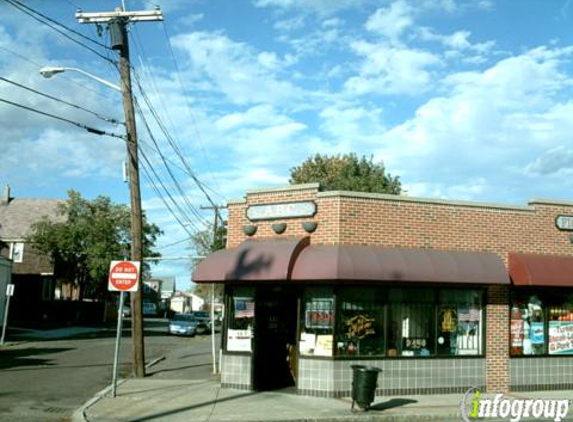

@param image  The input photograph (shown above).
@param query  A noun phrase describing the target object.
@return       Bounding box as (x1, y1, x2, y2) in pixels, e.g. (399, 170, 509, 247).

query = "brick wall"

(225, 185, 573, 393)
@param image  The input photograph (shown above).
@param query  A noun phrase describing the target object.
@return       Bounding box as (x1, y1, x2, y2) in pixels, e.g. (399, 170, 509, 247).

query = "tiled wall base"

(221, 353, 252, 390)
(510, 357, 573, 392)
(297, 357, 486, 397)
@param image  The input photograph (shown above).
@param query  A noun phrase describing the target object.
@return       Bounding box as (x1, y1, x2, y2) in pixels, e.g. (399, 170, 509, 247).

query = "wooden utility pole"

(200, 205, 226, 374)
(77, 7, 163, 378)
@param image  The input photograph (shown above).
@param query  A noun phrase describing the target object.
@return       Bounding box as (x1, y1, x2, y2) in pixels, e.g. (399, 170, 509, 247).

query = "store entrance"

(253, 286, 298, 391)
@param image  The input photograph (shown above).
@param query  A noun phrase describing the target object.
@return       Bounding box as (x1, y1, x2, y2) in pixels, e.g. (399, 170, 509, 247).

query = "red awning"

(291, 245, 509, 284)
(193, 237, 309, 283)
(194, 238, 509, 285)
(509, 253, 573, 287)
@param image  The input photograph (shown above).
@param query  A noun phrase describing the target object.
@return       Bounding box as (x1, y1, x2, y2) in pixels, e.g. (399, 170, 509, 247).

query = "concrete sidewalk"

(77, 378, 460, 422)
(74, 377, 573, 422)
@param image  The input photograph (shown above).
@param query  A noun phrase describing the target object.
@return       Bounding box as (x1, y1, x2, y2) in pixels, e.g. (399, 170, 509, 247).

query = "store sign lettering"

(246, 201, 316, 221)
(555, 215, 573, 231)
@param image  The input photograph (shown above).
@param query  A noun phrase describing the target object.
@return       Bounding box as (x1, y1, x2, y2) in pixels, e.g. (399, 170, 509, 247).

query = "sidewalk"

(77, 377, 463, 422)
(74, 377, 573, 422)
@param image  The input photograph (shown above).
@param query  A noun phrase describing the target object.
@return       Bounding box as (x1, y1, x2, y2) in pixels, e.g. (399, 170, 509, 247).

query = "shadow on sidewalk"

(126, 390, 258, 422)
(370, 398, 418, 411)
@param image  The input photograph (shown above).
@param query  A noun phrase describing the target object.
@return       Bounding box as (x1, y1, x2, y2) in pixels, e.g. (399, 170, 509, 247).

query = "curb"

(72, 355, 167, 422)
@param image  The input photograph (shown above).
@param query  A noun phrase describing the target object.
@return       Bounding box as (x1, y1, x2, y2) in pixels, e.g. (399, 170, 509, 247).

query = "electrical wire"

(0, 97, 125, 139)
(132, 70, 223, 221)
(2, 0, 116, 65)
(0, 76, 122, 125)
(135, 99, 206, 226)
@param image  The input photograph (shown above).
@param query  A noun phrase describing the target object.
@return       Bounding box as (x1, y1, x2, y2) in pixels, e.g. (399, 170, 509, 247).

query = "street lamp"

(39, 66, 121, 92)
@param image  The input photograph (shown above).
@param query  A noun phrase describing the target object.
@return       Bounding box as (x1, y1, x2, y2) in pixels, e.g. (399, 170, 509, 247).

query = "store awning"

(509, 252, 573, 287)
(193, 237, 310, 283)
(291, 245, 510, 284)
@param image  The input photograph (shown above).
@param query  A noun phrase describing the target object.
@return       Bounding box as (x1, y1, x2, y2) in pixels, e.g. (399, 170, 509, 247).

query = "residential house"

(0, 186, 64, 323)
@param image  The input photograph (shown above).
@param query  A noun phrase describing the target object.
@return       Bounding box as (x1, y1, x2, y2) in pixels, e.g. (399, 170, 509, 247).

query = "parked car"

(168, 313, 198, 336)
(193, 311, 222, 333)
(143, 302, 158, 317)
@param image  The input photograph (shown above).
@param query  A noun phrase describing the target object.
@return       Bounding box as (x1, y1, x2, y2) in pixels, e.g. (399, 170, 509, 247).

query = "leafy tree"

(191, 224, 226, 302)
(27, 190, 162, 300)
(289, 153, 402, 194)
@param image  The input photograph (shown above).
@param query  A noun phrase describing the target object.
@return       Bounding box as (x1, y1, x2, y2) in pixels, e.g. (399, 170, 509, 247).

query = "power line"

(0, 76, 122, 125)
(132, 70, 221, 211)
(2, 0, 116, 65)
(0, 97, 125, 139)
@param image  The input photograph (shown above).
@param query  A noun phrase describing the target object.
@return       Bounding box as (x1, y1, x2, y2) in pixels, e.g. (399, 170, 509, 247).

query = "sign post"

(1, 284, 15, 346)
(108, 260, 140, 397)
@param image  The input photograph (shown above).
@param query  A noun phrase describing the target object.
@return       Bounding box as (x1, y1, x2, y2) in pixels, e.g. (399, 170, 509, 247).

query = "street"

(0, 318, 220, 422)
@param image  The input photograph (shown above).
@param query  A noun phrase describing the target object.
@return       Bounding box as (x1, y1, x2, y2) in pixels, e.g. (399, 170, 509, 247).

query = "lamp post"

(39, 66, 122, 92)
(39, 61, 147, 378)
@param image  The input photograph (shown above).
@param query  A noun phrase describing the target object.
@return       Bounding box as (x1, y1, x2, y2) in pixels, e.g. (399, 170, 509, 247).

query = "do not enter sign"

(108, 260, 140, 292)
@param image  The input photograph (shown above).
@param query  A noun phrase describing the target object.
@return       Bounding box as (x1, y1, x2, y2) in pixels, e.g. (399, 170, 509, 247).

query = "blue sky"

(1, 0, 573, 291)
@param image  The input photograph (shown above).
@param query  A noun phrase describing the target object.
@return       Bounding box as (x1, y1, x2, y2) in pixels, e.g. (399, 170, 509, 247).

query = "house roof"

(0, 197, 64, 241)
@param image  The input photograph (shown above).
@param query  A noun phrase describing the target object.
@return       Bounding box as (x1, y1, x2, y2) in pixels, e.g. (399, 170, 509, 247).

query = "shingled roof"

(0, 197, 64, 241)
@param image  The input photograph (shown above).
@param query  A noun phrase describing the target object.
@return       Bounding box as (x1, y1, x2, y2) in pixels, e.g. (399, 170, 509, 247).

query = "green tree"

(191, 224, 226, 302)
(27, 190, 162, 299)
(289, 153, 402, 194)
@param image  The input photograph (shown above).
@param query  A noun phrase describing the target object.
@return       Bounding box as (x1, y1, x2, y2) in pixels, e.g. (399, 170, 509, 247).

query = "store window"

(438, 289, 483, 356)
(337, 288, 385, 357)
(548, 295, 573, 355)
(299, 287, 334, 357)
(227, 286, 255, 352)
(388, 288, 434, 357)
(510, 293, 546, 356)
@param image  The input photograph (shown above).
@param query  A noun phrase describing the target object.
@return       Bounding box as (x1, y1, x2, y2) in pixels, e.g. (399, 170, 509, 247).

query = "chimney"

(2, 185, 10, 205)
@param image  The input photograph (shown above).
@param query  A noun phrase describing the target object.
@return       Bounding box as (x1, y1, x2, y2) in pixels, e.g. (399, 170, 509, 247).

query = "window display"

(227, 287, 255, 352)
(337, 288, 385, 356)
(300, 287, 334, 356)
(437, 290, 482, 356)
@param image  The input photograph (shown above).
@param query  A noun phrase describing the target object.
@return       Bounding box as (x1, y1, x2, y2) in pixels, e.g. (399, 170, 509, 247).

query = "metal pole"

(0, 291, 12, 346)
(210, 210, 218, 374)
(112, 291, 125, 397)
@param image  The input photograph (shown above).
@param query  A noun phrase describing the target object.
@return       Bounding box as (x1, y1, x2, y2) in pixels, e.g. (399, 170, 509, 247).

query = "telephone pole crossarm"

(76, 9, 163, 24)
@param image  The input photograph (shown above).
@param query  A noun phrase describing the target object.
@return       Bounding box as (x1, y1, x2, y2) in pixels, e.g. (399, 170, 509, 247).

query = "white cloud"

(365, 1, 414, 42)
(345, 41, 441, 95)
(215, 105, 292, 131)
(525, 146, 573, 176)
(374, 46, 573, 202)
(253, 0, 369, 14)
(172, 31, 304, 105)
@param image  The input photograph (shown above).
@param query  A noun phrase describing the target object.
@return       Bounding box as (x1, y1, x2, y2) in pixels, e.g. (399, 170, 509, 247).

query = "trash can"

(351, 365, 381, 411)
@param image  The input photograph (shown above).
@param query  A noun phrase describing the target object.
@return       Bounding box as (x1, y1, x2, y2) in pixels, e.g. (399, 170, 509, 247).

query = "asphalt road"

(0, 318, 220, 422)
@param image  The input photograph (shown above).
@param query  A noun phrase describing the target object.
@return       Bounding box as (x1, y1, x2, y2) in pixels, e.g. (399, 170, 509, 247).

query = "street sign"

(108, 260, 140, 292)
(6, 284, 14, 296)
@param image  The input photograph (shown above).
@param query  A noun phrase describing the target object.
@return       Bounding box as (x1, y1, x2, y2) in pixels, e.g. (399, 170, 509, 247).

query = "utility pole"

(77, 7, 163, 378)
(200, 205, 227, 374)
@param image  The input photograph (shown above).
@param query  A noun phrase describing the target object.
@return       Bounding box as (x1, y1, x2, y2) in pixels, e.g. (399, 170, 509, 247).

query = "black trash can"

(351, 365, 381, 411)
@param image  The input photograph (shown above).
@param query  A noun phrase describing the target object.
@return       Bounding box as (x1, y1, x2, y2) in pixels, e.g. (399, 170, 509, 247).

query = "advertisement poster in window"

(530, 321, 544, 345)
(314, 335, 333, 356)
(548, 321, 573, 355)
(227, 329, 252, 352)
(511, 320, 524, 347)
(305, 309, 334, 329)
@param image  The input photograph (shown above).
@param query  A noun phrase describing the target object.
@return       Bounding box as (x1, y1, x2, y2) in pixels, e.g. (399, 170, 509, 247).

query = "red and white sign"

(108, 260, 140, 292)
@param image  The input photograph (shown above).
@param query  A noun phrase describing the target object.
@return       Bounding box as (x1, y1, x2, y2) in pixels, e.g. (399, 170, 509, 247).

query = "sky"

(1, 0, 573, 292)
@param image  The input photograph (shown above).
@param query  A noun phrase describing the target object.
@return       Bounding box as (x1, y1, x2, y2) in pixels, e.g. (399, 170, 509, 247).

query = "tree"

(191, 224, 226, 302)
(27, 190, 162, 300)
(289, 153, 402, 194)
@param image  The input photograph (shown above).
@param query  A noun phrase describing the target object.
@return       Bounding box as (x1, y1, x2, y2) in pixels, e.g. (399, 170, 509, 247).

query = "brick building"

(194, 183, 573, 397)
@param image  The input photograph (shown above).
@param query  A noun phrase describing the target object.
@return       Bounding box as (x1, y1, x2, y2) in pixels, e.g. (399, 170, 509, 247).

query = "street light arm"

(39, 66, 122, 92)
